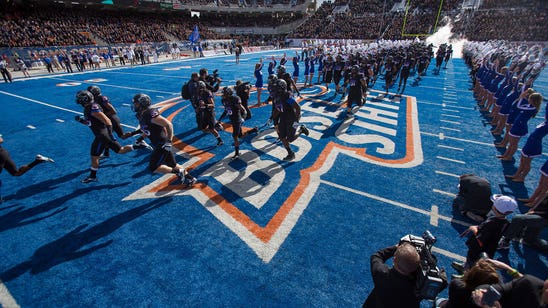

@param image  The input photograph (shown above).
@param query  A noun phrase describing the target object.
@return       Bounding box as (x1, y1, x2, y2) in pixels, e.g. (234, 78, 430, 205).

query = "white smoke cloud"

(425, 21, 467, 58)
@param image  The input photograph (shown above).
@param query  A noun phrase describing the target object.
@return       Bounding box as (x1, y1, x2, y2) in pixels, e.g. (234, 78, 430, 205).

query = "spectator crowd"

(1, 0, 547, 49)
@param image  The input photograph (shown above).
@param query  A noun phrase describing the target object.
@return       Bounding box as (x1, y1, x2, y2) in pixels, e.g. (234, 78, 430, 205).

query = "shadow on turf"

(0, 182, 130, 233)
(0, 197, 171, 282)
(2, 169, 88, 202)
(497, 242, 548, 277)
(2, 164, 131, 203)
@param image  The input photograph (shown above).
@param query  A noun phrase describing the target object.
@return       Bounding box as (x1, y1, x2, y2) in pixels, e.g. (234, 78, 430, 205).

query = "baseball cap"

(490, 194, 518, 214)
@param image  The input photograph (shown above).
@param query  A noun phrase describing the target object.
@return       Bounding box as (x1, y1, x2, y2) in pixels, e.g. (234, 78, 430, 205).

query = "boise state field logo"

(123, 85, 423, 262)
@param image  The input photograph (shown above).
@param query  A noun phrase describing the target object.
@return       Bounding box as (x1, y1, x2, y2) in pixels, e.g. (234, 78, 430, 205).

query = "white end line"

(0, 91, 137, 130)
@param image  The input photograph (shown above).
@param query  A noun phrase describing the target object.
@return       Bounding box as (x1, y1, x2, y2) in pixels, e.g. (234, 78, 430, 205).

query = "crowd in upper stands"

(0, 0, 546, 49)
(293, 0, 547, 41)
(190, 0, 306, 7)
(452, 9, 547, 42)
(197, 11, 303, 27)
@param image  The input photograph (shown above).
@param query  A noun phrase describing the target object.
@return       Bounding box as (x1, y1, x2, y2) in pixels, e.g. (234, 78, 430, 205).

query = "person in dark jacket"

(453, 174, 493, 222)
(363, 242, 421, 308)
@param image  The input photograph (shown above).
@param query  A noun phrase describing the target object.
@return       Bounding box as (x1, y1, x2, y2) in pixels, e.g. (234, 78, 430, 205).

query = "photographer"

(199, 68, 222, 93)
(471, 274, 547, 308)
(363, 242, 421, 308)
(235, 80, 252, 120)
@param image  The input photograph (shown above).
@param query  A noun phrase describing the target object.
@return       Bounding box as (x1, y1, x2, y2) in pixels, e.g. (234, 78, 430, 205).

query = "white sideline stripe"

(49, 77, 176, 95)
(320, 180, 470, 231)
(0, 279, 19, 308)
(441, 127, 461, 132)
(0, 91, 137, 130)
(0, 90, 82, 114)
(433, 189, 457, 197)
(437, 145, 464, 151)
(320, 179, 430, 216)
(435, 170, 460, 178)
(436, 156, 465, 164)
(421, 131, 495, 147)
(7, 49, 283, 82)
(432, 247, 466, 262)
(321, 179, 471, 262)
(419, 101, 473, 111)
(442, 108, 460, 113)
(104, 71, 191, 78)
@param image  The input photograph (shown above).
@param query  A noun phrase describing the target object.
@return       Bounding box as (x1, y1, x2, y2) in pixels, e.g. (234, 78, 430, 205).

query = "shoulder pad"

(90, 103, 102, 112)
(287, 97, 297, 105)
(149, 108, 160, 118)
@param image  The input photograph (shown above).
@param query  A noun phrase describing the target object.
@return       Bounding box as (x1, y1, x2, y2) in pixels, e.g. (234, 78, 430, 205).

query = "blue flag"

(189, 25, 200, 44)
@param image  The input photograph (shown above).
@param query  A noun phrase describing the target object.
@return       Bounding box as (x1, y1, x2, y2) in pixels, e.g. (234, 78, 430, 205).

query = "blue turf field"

(0, 49, 547, 307)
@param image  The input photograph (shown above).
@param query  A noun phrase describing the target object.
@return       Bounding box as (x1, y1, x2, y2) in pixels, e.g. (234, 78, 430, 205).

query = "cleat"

(300, 125, 309, 136)
(81, 176, 97, 184)
(497, 238, 510, 250)
(232, 153, 240, 159)
(176, 170, 185, 183)
(249, 126, 259, 134)
(134, 139, 153, 151)
(183, 175, 197, 186)
(36, 154, 55, 163)
(217, 139, 224, 146)
(283, 153, 295, 161)
(451, 261, 465, 274)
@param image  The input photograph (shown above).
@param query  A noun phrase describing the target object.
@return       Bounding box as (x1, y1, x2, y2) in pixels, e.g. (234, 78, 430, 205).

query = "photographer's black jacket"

(363, 246, 421, 308)
(494, 274, 546, 308)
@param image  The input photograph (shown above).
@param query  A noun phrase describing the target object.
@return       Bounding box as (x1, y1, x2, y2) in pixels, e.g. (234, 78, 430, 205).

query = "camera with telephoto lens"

(207, 69, 221, 83)
(399, 230, 448, 301)
(236, 81, 251, 97)
(237, 81, 251, 91)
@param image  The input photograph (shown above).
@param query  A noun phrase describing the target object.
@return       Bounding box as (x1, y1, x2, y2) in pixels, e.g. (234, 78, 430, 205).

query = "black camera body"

(237, 81, 251, 90)
(236, 82, 251, 98)
(207, 69, 221, 84)
(400, 231, 448, 301)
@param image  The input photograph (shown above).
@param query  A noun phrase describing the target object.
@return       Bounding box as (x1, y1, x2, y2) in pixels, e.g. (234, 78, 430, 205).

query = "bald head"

(394, 243, 420, 276)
